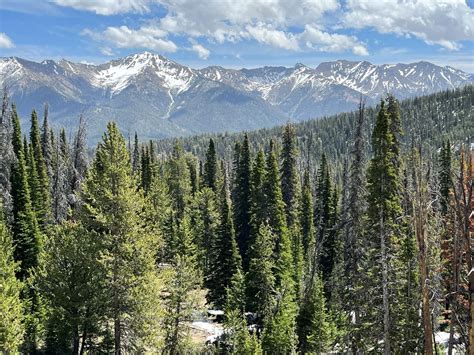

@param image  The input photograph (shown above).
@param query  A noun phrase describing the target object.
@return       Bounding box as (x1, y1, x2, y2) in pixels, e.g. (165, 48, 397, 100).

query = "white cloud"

(0, 33, 14, 48)
(188, 39, 210, 59)
(301, 25, 368, 55)
(100, 47, 115, 56)
(157, 0, 339, 45)
(51, 0, 152, 15)
(342, 0, 474, 50)
(246, 24, 299, 51)
(83, 25, 177, 52)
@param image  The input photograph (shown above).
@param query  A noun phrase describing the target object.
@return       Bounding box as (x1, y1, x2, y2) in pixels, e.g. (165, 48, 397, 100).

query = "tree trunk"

(115, 316, 121, 355)
(72, 322, 80, 355)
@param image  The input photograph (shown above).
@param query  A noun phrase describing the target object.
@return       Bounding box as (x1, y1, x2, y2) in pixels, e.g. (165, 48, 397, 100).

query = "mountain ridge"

(1, 52, 472, 141)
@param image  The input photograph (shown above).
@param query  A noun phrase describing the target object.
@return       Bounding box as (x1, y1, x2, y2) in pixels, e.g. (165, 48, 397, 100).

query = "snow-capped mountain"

(0, 52, 472, 141)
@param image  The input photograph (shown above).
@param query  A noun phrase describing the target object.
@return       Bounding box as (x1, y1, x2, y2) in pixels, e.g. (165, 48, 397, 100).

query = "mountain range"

(1, 52, 472, 142)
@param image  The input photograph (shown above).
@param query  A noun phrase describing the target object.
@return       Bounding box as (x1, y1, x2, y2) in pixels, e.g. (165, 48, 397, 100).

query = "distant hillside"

(155, 85, 474, 177)
(1, 52, 472, 142)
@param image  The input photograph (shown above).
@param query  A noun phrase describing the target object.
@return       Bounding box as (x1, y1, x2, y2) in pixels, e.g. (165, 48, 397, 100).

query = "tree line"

(0, 89, 473, 354)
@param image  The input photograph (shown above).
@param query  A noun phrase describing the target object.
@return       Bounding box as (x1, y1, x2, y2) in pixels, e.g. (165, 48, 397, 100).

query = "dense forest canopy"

(0, 87, 473, 354)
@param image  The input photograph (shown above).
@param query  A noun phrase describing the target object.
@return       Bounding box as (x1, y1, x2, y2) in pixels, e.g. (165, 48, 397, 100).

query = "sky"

(0, 0, 473, 72)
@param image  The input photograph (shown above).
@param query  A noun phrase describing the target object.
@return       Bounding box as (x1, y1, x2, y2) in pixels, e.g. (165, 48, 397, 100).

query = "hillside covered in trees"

(0, 87, 473, 354)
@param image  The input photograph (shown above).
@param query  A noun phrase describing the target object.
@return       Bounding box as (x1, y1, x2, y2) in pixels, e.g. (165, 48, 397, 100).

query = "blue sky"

(0, 0, 473, 71)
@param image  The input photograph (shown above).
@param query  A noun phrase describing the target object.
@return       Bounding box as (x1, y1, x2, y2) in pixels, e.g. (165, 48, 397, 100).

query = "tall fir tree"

(167, 142, 191, 221)
(41, 103, 53, 181)
(280, 123, 299, 227)
(207, 172, 241, 308)
(249, 149, 266, 255)
(300, 168, 314, 259)
(342, 99, 367, 352)
(365, 99, 404, 354)
(132, 132, 140, 173)
(9, 105, 41, 280)
(246, 223, 276, 325)
(203, 138, 218, 191)
(233, 134, 252, 270)
(29, 110, 51, 228)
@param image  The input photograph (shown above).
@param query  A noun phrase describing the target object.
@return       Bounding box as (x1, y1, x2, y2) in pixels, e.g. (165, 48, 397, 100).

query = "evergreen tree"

(249, 149, 266, 257)
(365, 99, 404, 354)
(132, 132, 140, 173)
(263, 140, 290, 283)
(207, 173, 241, 308)
(41, 103, 53, 180)
(203, 138, 218, 191)
(261, 280, 298, 354)
(300, 168, 314, 258)
(297, 273, 333, 353)
(167, 142, 191, 221)
(0, 207, 24, 353)
(9, 105, 41, 280)
(280, 123, 299, 227)
(246, 224, 275, 325)
(192, 186, 219, 286)
(314, 153, 337, 288)
(233, 134, 252, 269)
(80, 122, 162, 353)
(343, 100, 367, 352)
(30, 110, 51, 228)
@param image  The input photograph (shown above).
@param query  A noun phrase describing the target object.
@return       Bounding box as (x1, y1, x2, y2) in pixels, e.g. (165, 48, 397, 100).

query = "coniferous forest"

(0, 87, 473, 354)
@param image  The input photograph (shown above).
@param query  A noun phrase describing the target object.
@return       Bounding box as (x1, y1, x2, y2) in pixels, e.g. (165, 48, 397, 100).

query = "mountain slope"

(0, 52, 472, 141)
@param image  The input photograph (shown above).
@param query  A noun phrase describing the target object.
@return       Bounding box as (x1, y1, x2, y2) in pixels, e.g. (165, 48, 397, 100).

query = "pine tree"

(314, 153, 337, 288)
(192, 186, 219, 285)
(167, 142, 191, 221)
(41, 103, 53, 181)
(300, 168, 314, 259)
(9, 106, 42, 353)
(365, 99, 404, 354)
(207, 173, 241, 308)
(343, 99, 367, 352)
(9, 105, 41, 280)
(80, 122, 162, 353)
(132, 132, 140, 173)
(29, 110, 51, 228)
(263, 140, 290, 283)
(233, 134, 252, 270)
(246, 224, 275, 325)
(203, 138, 218, 191)
(297, 272, 333, 353)
(249, 149, 266, 258)
(280, 123, 299, 227)
(261, 279, 298, 354)
(0, 207, 24, 353)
